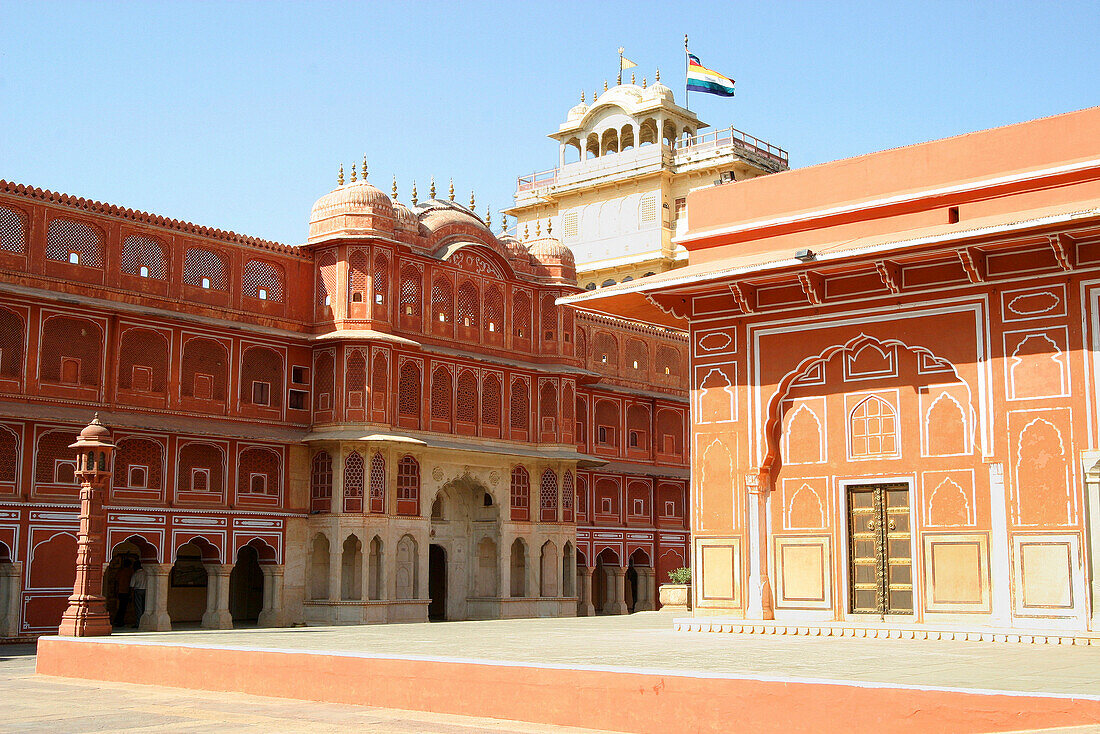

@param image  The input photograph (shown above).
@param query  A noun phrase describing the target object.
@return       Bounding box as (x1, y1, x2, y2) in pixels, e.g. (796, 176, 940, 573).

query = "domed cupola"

(567, 91, 589, 122)
(648, 68, 674, 102)
(308, 160, 395, 243)
(389, 177, 419, 234)
(526, 220, 577, 284)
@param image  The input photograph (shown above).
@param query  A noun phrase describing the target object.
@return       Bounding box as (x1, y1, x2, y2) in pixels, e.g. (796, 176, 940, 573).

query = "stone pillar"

(58, 480, 112, 636)
(258, 565, 285, 627)
(988, 462, 1011, 624)
(498, 533, 512, 603)
(139, 563, 172, 631)
(328, 536, 342, 602)
(746, 473, 775, 620)
(201, 564, 233, 629)
(0, 562, 22, 637)
(578, 566, 595, 616)
(606, 566, 628, 615)
(635, 568, 655, 612)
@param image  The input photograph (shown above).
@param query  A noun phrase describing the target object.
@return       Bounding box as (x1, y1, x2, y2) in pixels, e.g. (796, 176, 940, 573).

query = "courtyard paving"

(86, 611, 1100, 698)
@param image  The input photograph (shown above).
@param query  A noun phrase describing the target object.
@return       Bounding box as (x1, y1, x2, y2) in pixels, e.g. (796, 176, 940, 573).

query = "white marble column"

(258, 565, 285, 627)
(139, 563, 172, 631)
(0, 562, 22, 636)
(201, 563, 233, 629)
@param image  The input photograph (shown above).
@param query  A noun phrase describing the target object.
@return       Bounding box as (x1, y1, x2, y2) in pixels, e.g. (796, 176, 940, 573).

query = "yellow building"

(507, 76, 789, 290)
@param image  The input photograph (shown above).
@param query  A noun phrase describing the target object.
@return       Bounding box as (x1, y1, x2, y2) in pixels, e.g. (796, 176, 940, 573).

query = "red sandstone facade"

(567, 106, 1100, 635)
(0, 173, 688, 636)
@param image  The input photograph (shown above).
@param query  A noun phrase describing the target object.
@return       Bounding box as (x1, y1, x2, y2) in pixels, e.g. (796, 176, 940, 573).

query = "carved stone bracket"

(875, 260, 902, 294)
(797, 272, 825, 306)
(729, 283, 756, 314)
(1050, 233, 1076, 271)
(958, 247, 986, 283)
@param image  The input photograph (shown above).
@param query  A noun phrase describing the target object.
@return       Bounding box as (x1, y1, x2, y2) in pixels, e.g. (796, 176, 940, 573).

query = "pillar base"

(606, 602, 628, 615)
(580, 603, 595, 616)
(140, 611, 172, 632)
(58, 597, 112, 637)
(257, 609, 285, 627)
(201, 611, 233, 630)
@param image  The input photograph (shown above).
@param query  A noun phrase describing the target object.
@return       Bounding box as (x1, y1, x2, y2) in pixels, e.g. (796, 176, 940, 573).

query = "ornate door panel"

(847, 484, 913, 615)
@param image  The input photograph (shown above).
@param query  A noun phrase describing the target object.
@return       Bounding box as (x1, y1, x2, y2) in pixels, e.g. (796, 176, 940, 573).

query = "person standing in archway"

(113, 557, 134, 627)
(130, 561, 148, 628)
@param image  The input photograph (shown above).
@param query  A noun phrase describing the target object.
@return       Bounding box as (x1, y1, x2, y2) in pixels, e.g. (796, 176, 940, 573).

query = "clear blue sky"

(2, 1, 1097, 245)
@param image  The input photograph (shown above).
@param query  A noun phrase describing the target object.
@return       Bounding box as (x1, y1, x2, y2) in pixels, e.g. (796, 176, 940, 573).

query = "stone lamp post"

(57, 414, 117, 637)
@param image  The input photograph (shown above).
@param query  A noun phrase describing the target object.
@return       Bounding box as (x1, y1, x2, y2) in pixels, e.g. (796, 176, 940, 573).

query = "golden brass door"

(847, 484, 912, 614)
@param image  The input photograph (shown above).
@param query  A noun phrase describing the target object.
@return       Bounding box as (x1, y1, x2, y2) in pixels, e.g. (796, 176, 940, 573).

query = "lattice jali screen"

(656, 345, 680, 377)
(539, 469, 558, 512)
(346, 351, 367, 392)
(372, 252, 389, 309)
(35, 430, 76, 484)
(512, 292, 531, 338)
(398, 362, 420, 416)
(369, 453, 386, 509)
(509, 378, 529, 431)
(593, 331, 619, 368)
(510, 467, 529, 510)
(562, 307, 574, 343)
(177, 443, 224, 494)
(457, 282, 479, 328)
(243, 260, 284, 302)
(0, 207, 26, 254)
(310, 451, 333, 509)
(562, 472, 574, 510)
(46, 219, 102, 267)
(481, 374, 501, 426)
(238, 447, 279, 495)
(181, 338, 228, 401)
(241, 346, 284, 408)
(539, 382, 558, 419)
(484, 286, 504, 333)
(397, 456, 419, 500)
(541, 294, 557, 339)
(0, 307, 25, 379)
(656, 410, 683, 454)
(371, 353, 388, 410)
(317, 251, 338, 306)
(0, 426, 17, 483)
(430, 366, 452, 421)
(562, 384, 575, 423)
(432, 277, 453, 323)
(399, 266, 422, 316)
(313, 352, 334, 409)
(113, 438, 163, 489)
(344, 451, 365, 498)
(347, 249, 369, 303)
(120, 235, 166, 279)
(576, 475, 587, 515)
(626, 339, 649, 372)
(118, 328, 169, 393)
(40, 316, 102, 386)
(183, 247, 227, 290)
(456, 370, 478, 422)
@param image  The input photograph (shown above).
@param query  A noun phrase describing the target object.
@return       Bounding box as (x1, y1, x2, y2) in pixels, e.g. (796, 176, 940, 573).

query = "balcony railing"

(515, 124, 787, 195)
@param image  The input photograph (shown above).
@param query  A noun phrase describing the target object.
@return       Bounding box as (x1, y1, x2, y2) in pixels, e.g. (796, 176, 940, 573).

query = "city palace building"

(566, 105, 1100, 639)
(0, 161, 690, 636)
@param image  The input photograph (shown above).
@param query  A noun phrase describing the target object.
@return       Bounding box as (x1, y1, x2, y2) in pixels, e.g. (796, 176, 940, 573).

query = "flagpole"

(684, 34, 690, 111)
(618, 46, 624, 86)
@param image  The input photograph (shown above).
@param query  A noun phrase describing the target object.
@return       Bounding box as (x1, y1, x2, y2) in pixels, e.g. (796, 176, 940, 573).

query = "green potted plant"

(659, 566, 691, 611)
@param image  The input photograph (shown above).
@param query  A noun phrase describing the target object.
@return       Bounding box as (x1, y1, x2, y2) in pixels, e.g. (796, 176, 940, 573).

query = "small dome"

(417, 199, 489, 233)
(499, 234, 528, 262)
(527, 236, 575, 267)
(567, 101, 589, 121)
(70, 413, 115, 449)
(392, 200, 418, 232)
(648, 81, 674, 103)
(308, 179, 395, 242)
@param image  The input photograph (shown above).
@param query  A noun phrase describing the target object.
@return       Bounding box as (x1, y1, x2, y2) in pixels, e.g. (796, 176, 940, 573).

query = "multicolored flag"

(687, 53, 735, 97)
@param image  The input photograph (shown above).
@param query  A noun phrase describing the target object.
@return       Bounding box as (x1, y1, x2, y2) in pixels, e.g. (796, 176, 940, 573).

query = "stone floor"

(92, 611, 1100, 698)
(3, 645, 619, 733)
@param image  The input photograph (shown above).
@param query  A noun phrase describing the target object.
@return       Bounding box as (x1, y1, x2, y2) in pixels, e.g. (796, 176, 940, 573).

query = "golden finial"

(411, 180, 418, 206)
(350, 163, 357, 183)
(603, 79, 608, 91)
(338, 164, 344, 186)
(535, 219, 541, 237)
(631, 72, 636, 84)
(485, 204, 491, 227)
(593, 88, 598, 101)
(642, 77, 647, 89)
(500, 214, 508, 234)
(656, 67, 661, 82)
(547, 219, 552, 235)
(581, 90, 585, 103)
(392, 175, 398, 200)
(470, 190, 476, 211)
(448, 178, 455, 201)
(362, 155, 368, 179)
(523, 223, 529, 240)
(429, 177, 436, 199)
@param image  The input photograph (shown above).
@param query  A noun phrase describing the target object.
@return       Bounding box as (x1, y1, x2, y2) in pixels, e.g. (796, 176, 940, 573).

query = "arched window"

(46, 219, 102, 267)
(626, 339, 648, 373)
(513, 291, 531, 340)
(510, 466, 530, 521)
(482, 374, 502, 427)
(539, 381, 557, 433)
(314, 352, 335, 411)
(40, 316, 102, 387)
(399, 265, 422, 317)
(369, 453, 385, 513)
(457, 370, 478, 423)
(371, 352, 388, 413)
(594, 332, 618, 368)
(540, 469, 558, 522)
(458, 281, 479, 329)
(34, 430, 77, 487)
(396, 455, 420, 515)
(120, 235, 165, 279)
(432, 276, 453, 323)
(372, 251, 389, 314)
(656, 345, 681, 378)
(243, 260, 284, 302)
(176, 442, 224, 497)
(241, 345, 283, 408)
(541, 294, 557, 341)
(484, 286, 504, 335)
(346, 350, 367, 406)
(850, 395, 899, 458)
(627, 404, 649, 451)
(0, 307, 24, 379)
(183, 247, 227, 290)
(594, 399, 620, 449)
(237, 447, 280, 496)
(181, 337, 228, 402)
(112, 438, 163, 491)
(430, 365, 452, 423)
(310, 451, 332, 512)
(317, 251, 338, 308)
(398, 362, 421, 426)
(117, 328, 169, 395)
(343, 451, 364, 512)
(0, 207, 26, 254)
(562, 471, 574, 522)
(348, 249, 369, 304)
(510, 378, 529, 433)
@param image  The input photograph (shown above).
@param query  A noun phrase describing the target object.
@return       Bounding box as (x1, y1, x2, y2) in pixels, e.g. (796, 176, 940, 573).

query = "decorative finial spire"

(594, 88, 598, 101)
(500, 213, 508, 234)
(535, 219, 541, 237)
(350, 163, 357, 183)
(603, 79, 608, 91)
(656, 67, 660, 82)
(429, 177, 436, 199)
(469, 190, 475, 211)
(642, 76, 647, 89)
(392, 175, 398, 200)
(523, 223, 529, 240)
(547, 219, 552, 235)
(448, 178, 455, 201)
(631, 72, 636, 84)
(338, 164, 344, 186)
(485, 204, 491, 227)
(581, 90, 585, 103)
(411, 180, 418, 206)
(362, 155, 368, 179)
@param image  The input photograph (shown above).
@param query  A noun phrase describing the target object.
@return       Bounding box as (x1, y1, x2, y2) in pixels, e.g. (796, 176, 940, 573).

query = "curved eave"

(558, 288, 687, 330)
